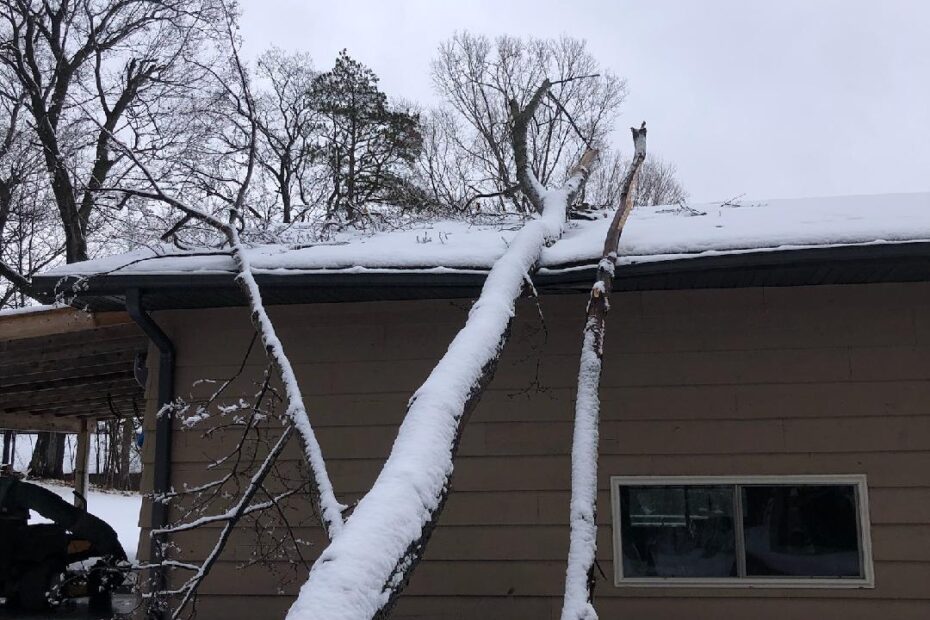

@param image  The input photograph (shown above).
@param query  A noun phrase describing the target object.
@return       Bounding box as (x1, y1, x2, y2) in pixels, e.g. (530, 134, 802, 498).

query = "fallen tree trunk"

(560, 123, 647, 620)
(286, 82, 598, 620)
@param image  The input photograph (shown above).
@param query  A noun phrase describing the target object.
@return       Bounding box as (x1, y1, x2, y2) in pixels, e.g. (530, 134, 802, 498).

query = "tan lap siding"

(137, 282, 930, 619)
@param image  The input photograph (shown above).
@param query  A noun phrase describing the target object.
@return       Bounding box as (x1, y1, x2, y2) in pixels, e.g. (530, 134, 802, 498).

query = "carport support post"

(2, 431, 12, 464)
(74, 420, 90, 509)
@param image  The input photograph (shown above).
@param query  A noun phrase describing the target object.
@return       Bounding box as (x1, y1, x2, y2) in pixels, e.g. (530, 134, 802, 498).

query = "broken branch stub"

(560, 123, 647, 620)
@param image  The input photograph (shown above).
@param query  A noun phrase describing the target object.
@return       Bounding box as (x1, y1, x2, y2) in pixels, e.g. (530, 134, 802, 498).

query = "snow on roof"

(41, 192, 930, 280)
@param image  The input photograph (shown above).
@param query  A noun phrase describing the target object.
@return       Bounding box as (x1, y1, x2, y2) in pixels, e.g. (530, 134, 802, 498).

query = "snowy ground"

(29, 480, 142, 562)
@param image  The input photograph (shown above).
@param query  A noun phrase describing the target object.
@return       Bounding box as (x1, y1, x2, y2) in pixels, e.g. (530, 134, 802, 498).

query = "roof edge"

(29, 241, 930, 311)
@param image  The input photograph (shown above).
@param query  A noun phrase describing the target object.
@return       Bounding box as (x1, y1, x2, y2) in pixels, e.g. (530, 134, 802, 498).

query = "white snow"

(0, 303, 66, 317)
(38, 192, 930, 280)
(561, 323, 602, 620)
(28, 480, 142, 562)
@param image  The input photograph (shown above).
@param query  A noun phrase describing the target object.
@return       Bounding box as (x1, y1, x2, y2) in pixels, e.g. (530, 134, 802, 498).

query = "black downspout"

(126, 289, 174, 617)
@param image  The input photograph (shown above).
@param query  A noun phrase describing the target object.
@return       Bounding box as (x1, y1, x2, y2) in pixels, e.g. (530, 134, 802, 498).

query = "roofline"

(30, 241, 930, 311)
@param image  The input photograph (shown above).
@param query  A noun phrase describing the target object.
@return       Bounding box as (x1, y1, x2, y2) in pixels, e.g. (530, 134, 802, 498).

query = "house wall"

(138, 282, 930, 619)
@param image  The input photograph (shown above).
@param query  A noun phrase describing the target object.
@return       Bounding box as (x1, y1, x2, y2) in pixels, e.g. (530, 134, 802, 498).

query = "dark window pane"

(741, 485, 861, 578)
(620, 485, 736, 578)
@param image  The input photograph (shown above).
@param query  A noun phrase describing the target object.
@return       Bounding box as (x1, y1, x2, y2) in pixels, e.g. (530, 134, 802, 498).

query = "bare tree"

(0, 83, 57, 307)
(253, 48, 322, 224)
(409, 108, 474, 214)
(429, 32, 625, 212)
(0, 0, 225, 265)
(585, 149, 686, 209)
(0, 0, 229, 476)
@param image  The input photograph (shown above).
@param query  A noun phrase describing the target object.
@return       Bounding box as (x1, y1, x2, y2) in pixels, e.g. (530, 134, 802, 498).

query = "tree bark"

(28, 432, 67, 479)
(560, 123, 647, 620)
(1, 431, 13, 465)
(119, 418, 133, 490)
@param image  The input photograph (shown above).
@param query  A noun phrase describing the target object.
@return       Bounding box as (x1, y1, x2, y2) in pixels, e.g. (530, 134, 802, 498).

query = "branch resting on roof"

(286, 80, 598, 620)
(561, 122, 647, 620)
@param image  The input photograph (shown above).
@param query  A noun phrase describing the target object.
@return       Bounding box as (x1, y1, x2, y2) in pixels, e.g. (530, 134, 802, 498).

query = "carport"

(0, 306, 147, 506)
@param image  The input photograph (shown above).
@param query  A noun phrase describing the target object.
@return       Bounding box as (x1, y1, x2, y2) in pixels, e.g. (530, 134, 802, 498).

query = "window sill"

(614, 577, 875, 589)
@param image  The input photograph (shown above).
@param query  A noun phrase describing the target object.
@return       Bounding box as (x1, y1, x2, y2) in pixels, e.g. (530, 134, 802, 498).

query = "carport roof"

(0, 307, 147, 432)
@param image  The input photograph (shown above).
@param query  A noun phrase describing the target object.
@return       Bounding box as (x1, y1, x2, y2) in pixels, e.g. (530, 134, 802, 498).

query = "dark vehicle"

(0, 471, 128, 612)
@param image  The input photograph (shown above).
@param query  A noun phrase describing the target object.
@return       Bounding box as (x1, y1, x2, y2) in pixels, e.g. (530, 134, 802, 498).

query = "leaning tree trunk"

(285, 80, 598, 620)
(560, 123, 647, 620)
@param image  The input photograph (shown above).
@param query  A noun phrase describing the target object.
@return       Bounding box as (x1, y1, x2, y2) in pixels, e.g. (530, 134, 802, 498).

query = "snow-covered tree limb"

(100, 59, 346, 542)
(286, 82, 598, 620)
(560, 122, 647, 620)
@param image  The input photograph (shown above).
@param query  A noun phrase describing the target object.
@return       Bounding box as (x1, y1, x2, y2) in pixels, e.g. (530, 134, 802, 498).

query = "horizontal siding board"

(164, 415, 930, 463)
(180, 559, 930, 599)
(156, 452, 930, 494)
(182, 594, 930, 620)
(163, 522, 927, 564)
(141, 488, 930, 529)
(152, 380, 930, 431)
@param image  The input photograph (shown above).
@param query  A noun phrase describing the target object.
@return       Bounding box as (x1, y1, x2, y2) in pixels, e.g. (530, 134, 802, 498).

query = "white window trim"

(610, 474, 875, 589)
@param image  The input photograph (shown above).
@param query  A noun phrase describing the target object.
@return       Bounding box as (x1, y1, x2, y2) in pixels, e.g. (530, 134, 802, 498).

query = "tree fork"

(287, 79, 597, 620)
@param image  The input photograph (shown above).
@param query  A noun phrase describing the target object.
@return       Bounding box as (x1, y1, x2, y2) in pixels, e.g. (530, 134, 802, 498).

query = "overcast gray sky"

(238, 0, 929, 203)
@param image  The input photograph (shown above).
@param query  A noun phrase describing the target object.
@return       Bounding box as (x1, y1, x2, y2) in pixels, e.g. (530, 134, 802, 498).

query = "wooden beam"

(0, 382, 142, 412)
(0, 333, 145, 371)
(0, 349, 140, 383)
(0, 323, 143, 357)
(0, 309, 135, 342)
(0, 369, 136, 396)
(74, 418, 90, 509)
(0, 412, 80, 432)
(0, 398, 139, 420)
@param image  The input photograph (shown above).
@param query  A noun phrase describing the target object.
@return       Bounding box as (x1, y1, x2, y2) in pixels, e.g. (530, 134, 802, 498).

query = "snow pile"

(39, 192, 930, 280)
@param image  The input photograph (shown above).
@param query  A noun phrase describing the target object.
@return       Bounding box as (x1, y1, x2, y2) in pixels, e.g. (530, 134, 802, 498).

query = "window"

(610, 475, 873, 587)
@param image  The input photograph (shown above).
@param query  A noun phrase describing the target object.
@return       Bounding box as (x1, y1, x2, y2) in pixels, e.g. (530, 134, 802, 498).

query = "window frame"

(610, 474, 874, 588)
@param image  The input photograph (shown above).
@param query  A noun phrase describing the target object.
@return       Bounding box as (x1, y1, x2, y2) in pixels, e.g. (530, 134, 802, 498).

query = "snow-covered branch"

(103, 91, 345, 542)
(560, 123, 647, 620)
(286, 82, 599, 620)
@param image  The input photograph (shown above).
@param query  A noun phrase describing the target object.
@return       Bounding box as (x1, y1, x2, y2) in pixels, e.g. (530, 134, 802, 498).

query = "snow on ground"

(39, 192, 930, 279)
(29, 480, 142, 562)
